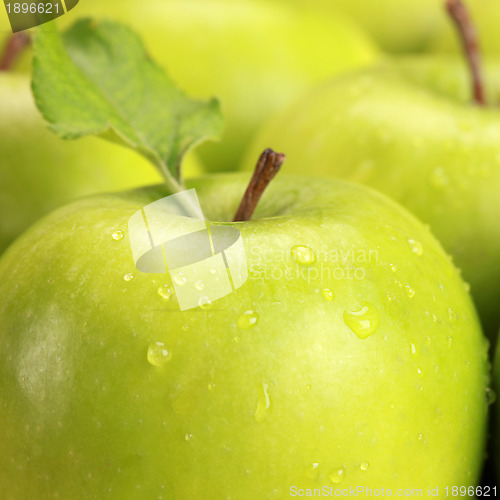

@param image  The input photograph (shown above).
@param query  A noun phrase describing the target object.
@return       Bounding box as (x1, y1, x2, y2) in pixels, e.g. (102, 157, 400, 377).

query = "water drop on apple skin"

(112, 230, 124, 241)
(199, 297, 213, 310)
(123, 273, 134, 282)
(147, 342, 171, 367)
(359, 462, 369, 471)
(343, 303, 380, 339)
(291, 245, 316, 265)
(173, 272, 187, 286)
(305, 463, 320, 481)
(407, 239, 423, 256)
(158, 286, 173, 300)
(237, 310, 259, 329)
(329, 467, 345, 484)
(254, 383, 271, 422)
(322, 288, 335, 301)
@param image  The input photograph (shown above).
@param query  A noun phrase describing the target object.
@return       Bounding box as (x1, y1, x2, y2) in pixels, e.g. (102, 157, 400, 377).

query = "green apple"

(265, 0, 446, 54)
(431, 1, 500, 56)
(0, 72, 204, 254)
(0, 173, 489, 498)
(245, 56, 500, 338)
(58, 0, 378, 173)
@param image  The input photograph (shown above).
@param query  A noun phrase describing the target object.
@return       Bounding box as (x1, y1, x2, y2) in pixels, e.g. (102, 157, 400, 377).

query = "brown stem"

(233, 148, 285, 222)
(0, 33, 31, 71)
(446, 0, 485, 106)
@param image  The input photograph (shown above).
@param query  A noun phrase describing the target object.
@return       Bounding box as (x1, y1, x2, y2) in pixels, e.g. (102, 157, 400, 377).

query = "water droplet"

(430, 167, 450, 189)
(360, 462, 369, 471)
(147, 342, 171, 367)
(195, 280, 204, 291)
(182, 324, 189, 331)
(486, 387, 497, 405)
(174, 273, 187, 286)
(123, 273, 134, 282)
(417, 368, 423, 377)
(208, 382, 216, 392)
(238, 310, 259, 329)
(112, 231, 124, 241)
(447, 336, 453, 348)
(198, 297, 213, 310)
(305, 463, 320, 480)
(408, 239, 423, 256)
(233, 335, 241, 343)
(410, 343, 418, 358)
(158, 286, 173, 300)
(184, 433, 193, 442)
(209, 267, 217, 275)
(254, 383, 271, 422)
(291, 245, 316, 265)
(448, 308, 457, 322)
(432, 314, 438, 323)
(343, 303, 380, 339)
(405, 285, 416, 298)
(328, 467, 345, 484)
(390, 264, 397, 273)
(417, 433, 424, 441)
(322, 289, 335, 301)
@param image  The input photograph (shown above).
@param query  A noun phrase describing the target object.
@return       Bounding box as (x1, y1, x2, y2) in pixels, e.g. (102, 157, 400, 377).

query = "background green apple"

(0, 72, 203, 254)
(431, 0, 500, 56)
(0, 174, 489, 498)
(244, 56, 500, 339)
(262, 0, 445, 54)
(54, 0, 378, 172)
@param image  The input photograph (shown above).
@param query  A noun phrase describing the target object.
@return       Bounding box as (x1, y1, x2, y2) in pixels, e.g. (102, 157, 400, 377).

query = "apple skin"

(266, 0, 445, 54)
(0, 173, 489, 498)
(244, 57, 500, 339)
(60, 0, 378, 173)
(0, 73, 205, 254)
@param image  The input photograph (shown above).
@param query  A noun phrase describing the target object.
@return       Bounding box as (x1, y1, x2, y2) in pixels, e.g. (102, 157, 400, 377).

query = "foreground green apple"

(245, 56, 500, 338)
(0, 73, 207, 254)
(60, 0, 378, 172)
(0, 173, 489, 498)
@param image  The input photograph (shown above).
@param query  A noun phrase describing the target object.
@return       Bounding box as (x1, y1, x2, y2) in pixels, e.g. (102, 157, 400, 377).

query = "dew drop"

(329, 467, 345, 484)
(147, 342, 171, 367)
(291, 245, 316, 265)
(486, 387, 497, 405)
(408, 239, 423, 256)
(322, 289, 335, 301)
(410, 343, 418, 358)
(238, 310, 259, 329)
(208, 382, 216, 392)
(254, 382, 271, 422)
(198, 297, 213, 310)
(405, 285, 416, 298)
(209, 267, 217, 275)
(417, 433, 424, 441)
(123, 273, 134, 282)
(182, 324, 189, 332)
(158, 286, 173, 300)
(173, 273, 187, 286)
(195, 280, 204, 291)
(184, 433, 193, 442)
(305, 463, 320, 481)
(360, 462, 369, 471)
(343, 303, 380, 339)
(112, 231, 124, 241)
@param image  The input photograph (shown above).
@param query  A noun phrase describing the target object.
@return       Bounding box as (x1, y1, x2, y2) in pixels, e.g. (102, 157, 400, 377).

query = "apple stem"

(233, 148, 285, 222)
(446, 0, 485, 106)
(0, 33, 31, 71)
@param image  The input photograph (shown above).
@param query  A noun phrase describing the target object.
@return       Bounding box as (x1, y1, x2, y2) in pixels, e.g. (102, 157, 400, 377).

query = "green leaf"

(32, 19, 224, 192)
